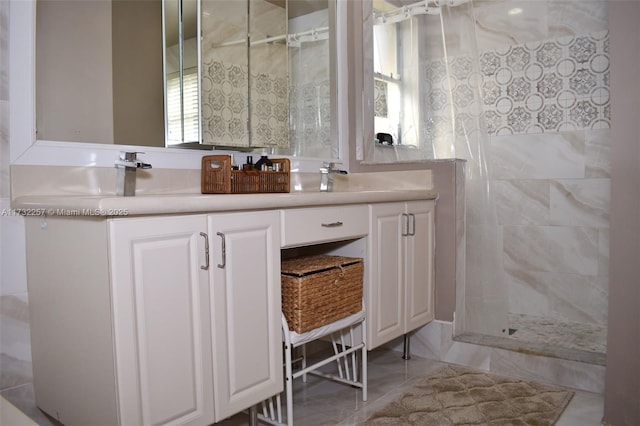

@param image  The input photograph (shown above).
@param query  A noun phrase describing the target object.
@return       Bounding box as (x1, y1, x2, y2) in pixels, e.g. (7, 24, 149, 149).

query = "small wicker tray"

(281, 255, 363, 333)
(201, 155, 290, 194)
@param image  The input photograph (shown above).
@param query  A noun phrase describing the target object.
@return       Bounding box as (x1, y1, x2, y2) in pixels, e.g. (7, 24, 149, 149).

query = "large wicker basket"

(281, 255, 363, 333)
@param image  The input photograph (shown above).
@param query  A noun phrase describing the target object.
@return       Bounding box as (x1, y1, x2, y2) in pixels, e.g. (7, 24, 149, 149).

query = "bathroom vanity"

(16, 176, 436, 426)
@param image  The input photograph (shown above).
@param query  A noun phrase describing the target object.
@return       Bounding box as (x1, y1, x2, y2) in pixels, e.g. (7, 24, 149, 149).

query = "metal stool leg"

(249, 405, 258, 426)
(402, 333, 411, 360)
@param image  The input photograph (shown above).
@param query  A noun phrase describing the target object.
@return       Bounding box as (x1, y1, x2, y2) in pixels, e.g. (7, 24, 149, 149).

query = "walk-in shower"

(364, 0, 610, 366)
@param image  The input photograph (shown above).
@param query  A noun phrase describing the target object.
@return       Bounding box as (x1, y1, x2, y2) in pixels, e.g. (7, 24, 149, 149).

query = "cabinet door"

(208, 210, 283, 421)
(404, 201, 435, 332)
(368, 203, 405, 349)
(109, 215, 214, 426)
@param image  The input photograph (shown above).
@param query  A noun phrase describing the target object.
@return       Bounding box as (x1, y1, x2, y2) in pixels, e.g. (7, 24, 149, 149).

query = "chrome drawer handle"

(321, 221, 343, 228)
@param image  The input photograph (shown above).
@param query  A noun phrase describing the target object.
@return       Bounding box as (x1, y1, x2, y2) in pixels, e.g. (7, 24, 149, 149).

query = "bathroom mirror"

(35, 0, 338, 157)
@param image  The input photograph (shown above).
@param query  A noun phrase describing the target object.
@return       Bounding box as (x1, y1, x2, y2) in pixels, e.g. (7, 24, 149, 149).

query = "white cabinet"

(367, 201, 435, 349)
(207, 210, 283, 419)
(24, 212, 282, 426)
(23, 198, 436, 424)
(109, 215, 214, 426)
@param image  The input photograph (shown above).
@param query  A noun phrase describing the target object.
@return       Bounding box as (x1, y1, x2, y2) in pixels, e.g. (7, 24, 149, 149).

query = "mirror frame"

(10, 0, 349, 171)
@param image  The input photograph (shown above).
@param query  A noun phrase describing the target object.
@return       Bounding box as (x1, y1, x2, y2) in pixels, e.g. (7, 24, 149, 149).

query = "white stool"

(258, 309, 367, 425)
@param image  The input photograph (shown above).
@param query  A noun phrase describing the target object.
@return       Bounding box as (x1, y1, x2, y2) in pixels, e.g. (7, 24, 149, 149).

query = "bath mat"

(365, 365, 574, 425)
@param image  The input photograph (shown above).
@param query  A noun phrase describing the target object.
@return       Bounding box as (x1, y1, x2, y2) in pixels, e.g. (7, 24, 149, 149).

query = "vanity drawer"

(281, 205, 368, 247)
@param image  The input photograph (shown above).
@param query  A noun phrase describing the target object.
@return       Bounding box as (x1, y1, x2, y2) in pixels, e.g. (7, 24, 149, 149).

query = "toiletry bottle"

(254, 152, 273, 171)
(243, 155, 254, 171)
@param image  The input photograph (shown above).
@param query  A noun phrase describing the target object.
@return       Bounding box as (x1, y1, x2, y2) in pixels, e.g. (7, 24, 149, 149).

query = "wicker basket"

(201, 155, 290, 194)
(281, 255, 363, 333)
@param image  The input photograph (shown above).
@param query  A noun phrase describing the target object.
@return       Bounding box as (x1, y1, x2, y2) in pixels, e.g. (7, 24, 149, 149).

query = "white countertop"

(13, 189, 438, 216)
(11, 168, 438, 216)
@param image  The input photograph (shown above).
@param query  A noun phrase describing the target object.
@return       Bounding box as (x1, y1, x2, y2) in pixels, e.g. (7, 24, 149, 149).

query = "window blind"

(167, 69, 199, 144)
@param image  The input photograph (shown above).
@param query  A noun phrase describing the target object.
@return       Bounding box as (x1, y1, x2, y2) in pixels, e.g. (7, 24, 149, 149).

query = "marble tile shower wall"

(484, 32, 611, 330)
(428, 1, 611, 331)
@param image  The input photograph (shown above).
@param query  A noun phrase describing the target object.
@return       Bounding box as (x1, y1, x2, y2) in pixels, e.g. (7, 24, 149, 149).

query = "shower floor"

(455, 313, 607, 365)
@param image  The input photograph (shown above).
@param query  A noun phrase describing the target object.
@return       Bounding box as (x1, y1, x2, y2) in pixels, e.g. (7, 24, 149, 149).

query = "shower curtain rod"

(374, 0, 469, 25)
(214, 27, 329, 48)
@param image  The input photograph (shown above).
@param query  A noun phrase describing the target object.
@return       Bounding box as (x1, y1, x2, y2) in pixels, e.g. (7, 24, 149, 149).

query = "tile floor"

(4, 347, 603, 426)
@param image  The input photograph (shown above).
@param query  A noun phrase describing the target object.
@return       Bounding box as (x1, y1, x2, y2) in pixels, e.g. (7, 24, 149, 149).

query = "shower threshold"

(454, 314, 606, 366)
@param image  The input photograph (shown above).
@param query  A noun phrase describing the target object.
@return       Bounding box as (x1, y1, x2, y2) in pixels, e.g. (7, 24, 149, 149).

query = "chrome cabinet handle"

(401, 213, 410, 236)
(216, 232, 226, 269)
(200, 232, 210, 270)
(321, 221, 343, 228)
(408, 213, 416, 236)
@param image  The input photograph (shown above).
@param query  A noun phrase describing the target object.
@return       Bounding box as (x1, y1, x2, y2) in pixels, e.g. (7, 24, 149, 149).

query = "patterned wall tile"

(453, 85, 475, 109)
(569, 100, 599, 128)
(480, 51, 500, 76)
(427, 32, 610, 139)
(374, 79, 388, 118)
(451, 56, 473, 79)
(536, 42, 562, 68)
(478, 30, 610, 135)
(429, 89, 448, 111)
(538, 104, 563, 131)
(425, 30, 610, 137)
(507, 46, 531, 71)
(201, 59, 289, 148)
(202, 59, 249, 146)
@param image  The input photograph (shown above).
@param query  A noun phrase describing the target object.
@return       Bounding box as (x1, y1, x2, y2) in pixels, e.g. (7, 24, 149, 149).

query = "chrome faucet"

(115, 151, 152, 196)
(319, 162, 347, 192)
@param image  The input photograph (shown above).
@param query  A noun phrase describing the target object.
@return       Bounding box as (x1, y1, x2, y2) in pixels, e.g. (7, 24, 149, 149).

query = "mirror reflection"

(200, 0, 290, 148)
(164, 0, 199, 145)
(285, 0, 334, 158)
(35, 0, 337, 158)
(372, 0, 423, 149)
(36, 0, 165, 146)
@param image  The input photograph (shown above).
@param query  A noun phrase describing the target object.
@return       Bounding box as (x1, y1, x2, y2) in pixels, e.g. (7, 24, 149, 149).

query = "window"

(166, 68, 200, 145)
(371, 0, 423, 149)
(373, 21, 402, 144)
